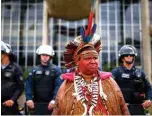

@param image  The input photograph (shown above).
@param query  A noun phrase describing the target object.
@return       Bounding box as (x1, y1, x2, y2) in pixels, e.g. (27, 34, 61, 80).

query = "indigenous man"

(52, 11, 130, 115)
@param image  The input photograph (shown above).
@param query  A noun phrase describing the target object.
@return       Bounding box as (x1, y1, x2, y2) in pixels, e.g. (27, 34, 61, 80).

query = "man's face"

(1, 53, 5, 60)
(122, 54, 134, 64)
(77, 55, 99, 75)
(40, 54, 51, 65)
(1, 52, 9, 61)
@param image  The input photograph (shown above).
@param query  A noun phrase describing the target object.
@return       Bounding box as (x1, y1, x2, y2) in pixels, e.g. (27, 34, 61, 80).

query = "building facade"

(1, 0, 152, 81)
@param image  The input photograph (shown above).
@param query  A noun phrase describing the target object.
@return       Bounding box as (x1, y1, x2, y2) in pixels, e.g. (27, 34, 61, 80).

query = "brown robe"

(52, 72, 130, 115)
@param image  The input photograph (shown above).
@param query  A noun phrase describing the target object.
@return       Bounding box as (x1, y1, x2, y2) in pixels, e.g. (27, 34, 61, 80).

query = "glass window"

(1, 0, 150, 70)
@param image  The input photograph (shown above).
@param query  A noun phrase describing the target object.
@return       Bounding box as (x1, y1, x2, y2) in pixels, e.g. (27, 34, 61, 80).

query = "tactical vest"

(115, 67, 145, 104)
(1, 64, 17, 101)
(32, 64, 57, 102)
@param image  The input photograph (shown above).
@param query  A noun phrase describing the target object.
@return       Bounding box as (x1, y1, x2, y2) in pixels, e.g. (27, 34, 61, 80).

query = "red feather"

(85, 12, 94, 36)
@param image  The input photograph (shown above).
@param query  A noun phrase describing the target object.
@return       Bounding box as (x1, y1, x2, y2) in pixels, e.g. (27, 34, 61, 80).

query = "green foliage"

(102, 62, 116, 72)
(21, 66, 30, 81)
(148, 106, 152, 115)
(23, 70, 29, 81)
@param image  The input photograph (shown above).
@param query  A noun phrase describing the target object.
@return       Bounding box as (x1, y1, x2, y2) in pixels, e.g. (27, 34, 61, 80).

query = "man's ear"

(121, 58, 125, 62)
(76, 60, 80, 66)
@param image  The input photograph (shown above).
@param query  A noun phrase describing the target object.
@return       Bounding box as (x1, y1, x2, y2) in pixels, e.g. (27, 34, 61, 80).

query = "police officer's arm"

(111, 68, 118, 80)
(141, 71, 152, 108)
(11, 64, 24, 101)
(25, 71, 34, 101)
(52, 67, 63, 100)
(142, 72, 152, 100)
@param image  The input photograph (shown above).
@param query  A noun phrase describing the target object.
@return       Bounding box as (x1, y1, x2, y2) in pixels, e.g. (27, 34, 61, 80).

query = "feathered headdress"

(64, 0, 102, 69)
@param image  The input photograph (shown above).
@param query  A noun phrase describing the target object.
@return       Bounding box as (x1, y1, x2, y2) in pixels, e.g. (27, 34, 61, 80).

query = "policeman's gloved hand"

(142, 100, 152, 109)
(26, 100, 34, 109)
(48, 100, 55, 110)
(3, 100, 14, 107)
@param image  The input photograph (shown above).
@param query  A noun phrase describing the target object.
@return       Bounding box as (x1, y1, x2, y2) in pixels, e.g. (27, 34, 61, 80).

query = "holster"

(25, 102, 52, 115)
(128, 104, 145, 115)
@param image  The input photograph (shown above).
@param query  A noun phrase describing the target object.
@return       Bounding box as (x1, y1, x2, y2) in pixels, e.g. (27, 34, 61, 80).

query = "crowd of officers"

(1, 41, 152, 115)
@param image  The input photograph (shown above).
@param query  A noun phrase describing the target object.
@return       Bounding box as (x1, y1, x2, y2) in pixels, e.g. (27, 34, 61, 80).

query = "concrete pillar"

(141, 0, 151, 83)
(94, 0, 100, 34)
(42, 0, 49, 45)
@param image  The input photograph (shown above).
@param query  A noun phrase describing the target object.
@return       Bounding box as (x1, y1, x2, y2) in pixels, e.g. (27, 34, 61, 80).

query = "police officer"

(112, 45, 152, 115)
(1, 41, 24, 115)
(25, 45, 63, 115)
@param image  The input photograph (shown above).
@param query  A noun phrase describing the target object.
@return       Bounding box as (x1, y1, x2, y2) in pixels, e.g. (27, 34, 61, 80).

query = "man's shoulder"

(99, 71, 112, 80)
(61, 71, 113, 81)
(10, 62, 22, 71)
(11, 62, 20, 68)
(61, 72, 74, 81)
(112, 66, 122, 74)
(49, 63, 62, 71)
(49, 63, 57, 67)
(34, 64, 42, 69)
(112, 66, 121, 71)
(134, 66, 144, 72)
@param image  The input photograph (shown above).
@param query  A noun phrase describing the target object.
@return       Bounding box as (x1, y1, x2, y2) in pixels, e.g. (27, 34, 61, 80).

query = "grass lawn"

(148, 106, 152, 114)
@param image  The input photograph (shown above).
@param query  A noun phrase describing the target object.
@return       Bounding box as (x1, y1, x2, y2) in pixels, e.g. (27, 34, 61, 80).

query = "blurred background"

(1, 0, 152, 114)
(1, 0, 152, 82)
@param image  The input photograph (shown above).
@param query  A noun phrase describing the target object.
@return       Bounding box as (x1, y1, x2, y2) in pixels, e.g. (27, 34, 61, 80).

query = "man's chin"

(88, 68, 97, 74)
(125, 61, 133, 64)
(41, 61, 48, 65)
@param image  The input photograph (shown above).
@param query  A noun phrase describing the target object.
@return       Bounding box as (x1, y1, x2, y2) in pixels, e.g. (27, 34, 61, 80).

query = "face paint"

(77, 52, 99, 75)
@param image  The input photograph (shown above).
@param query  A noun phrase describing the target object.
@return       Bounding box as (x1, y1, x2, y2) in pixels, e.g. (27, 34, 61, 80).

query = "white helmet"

(1, 41, 12, 54)
(36, 45, 55, 56)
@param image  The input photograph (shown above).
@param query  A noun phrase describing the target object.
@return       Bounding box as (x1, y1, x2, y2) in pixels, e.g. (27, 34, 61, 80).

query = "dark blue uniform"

(1, 62, 24, 115)
(25, 63, 63, 115)
(112, 66, 152, 115)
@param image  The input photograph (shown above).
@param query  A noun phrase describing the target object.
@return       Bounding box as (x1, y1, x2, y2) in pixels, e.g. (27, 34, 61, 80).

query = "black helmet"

(1, 41, 12, 54)
(118, 45, 137, 58)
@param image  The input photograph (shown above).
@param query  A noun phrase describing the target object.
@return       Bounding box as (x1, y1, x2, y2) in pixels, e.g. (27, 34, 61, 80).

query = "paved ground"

(17, 93, 152, 115)
(17, 94, 25, 108)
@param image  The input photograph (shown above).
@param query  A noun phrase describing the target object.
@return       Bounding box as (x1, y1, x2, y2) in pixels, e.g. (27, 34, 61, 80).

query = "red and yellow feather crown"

(64, 1, 102, 69)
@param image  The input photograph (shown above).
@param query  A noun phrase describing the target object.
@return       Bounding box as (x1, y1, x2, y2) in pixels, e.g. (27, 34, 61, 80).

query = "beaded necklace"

(73, 72, 109, 115)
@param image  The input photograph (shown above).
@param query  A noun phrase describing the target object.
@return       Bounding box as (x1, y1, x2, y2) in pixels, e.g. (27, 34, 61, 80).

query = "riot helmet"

(118, 45, 137, 64)
(1, 41, 17, 62)
(119, 45, 137, 57)
(1, 41, 12, 54)
(36, 45, 55, 56)
(36, 45, 55, 65)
